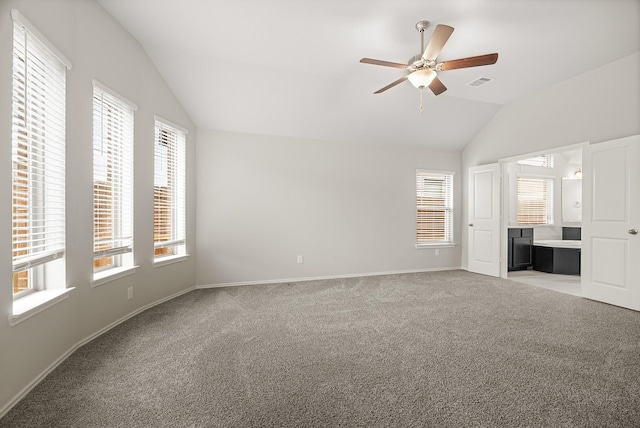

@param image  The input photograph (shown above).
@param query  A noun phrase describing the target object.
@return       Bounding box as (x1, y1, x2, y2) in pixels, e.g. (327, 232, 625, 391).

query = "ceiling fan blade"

(360, 58, 408, 70)
(374, 75, 408, 94)
(437, 53, 499, 71)
(422, 24, 454, 61)
(428, 76, 447, 96)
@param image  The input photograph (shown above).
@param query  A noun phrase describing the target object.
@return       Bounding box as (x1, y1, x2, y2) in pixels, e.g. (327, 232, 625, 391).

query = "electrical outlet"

(435, 249, 440, 256)
(127, 286, 133, 300)
(297, 255, 304, 264)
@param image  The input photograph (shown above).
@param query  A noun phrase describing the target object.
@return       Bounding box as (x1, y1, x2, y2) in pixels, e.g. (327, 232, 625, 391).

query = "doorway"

(468, 135, 639, 310)
(500, 143, 585, 297)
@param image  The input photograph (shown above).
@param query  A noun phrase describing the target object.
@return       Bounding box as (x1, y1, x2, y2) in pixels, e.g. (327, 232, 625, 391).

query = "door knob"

(630, 229, 638, 235)
(468, 224, 474, 227)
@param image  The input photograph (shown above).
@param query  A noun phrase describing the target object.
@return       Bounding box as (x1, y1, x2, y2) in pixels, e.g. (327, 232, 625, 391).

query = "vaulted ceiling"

(97, 0, 639, 151)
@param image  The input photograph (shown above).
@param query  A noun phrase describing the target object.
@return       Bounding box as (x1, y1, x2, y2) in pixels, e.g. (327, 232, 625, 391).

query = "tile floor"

(508, 269, 582, 297)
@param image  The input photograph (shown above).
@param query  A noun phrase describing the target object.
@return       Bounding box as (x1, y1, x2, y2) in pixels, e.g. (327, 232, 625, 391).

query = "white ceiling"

(97, 0, 639, 151)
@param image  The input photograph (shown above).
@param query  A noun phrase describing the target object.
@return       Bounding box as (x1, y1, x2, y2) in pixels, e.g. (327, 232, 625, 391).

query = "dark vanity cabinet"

(508, 228, 533, 271)
(533, 246, 581, 275)
(562, 227, 581, 240)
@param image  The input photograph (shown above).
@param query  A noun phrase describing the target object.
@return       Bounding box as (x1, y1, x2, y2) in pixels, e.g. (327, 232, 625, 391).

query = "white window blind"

(517, 176, 554, 225)
(416, 170, 454, 244)
(92, 82, 136, 272)
(154, 118, 186, 258)
(517, 154, 553, 168)
(11, 13, 68, 295)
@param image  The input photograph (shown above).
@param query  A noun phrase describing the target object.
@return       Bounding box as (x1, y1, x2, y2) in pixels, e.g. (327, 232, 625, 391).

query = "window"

(416, 170, 454, 245)
(154, 118, 187, 260)
(11, 11, 70, 298)
(92, 82, 136, 278)
(517, 176, 553, 225)
(517, 154, 553, 168)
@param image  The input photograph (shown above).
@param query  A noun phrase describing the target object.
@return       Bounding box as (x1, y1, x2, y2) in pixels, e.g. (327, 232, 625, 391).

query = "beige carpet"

(1, 270, 639, 427)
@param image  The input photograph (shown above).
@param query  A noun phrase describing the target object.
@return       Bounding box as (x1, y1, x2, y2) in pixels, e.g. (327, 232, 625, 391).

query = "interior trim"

(196, 266, 462, 289)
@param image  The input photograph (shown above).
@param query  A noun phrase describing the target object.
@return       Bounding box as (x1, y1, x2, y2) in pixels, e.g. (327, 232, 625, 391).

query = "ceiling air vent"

(467, 77, 493, 87)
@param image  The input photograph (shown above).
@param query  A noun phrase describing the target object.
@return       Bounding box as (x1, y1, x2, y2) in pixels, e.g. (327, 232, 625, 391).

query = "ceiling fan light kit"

(360, 20, 499, 113)
(408, 69, 436, 89)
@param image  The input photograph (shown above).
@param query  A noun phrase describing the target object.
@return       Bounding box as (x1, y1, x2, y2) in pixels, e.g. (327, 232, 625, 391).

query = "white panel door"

(468, 163, 501, 277)
(582, 135, 640, 311)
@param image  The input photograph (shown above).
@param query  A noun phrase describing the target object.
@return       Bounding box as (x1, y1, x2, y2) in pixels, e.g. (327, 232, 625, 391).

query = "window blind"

(154, 119, 186, 257)
(517, 176, 553, 225)
(517, 154, 553, 168)
(92, 83, 135, 270)
(11, 16, 67, 294)
(416, 170, 454, 243)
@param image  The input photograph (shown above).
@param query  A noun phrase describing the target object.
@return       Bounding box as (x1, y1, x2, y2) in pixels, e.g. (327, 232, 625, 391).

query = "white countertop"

(534, 240, 581, 249)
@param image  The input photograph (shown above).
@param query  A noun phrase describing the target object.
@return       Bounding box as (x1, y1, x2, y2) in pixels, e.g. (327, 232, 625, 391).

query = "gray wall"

(461, 53, 640, 268)
(196, 130, 462, 286)
(0, 0, 197, 413)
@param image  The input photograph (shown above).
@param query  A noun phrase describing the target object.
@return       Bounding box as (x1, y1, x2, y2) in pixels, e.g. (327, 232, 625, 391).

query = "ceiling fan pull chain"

(420, 87, 424, 114)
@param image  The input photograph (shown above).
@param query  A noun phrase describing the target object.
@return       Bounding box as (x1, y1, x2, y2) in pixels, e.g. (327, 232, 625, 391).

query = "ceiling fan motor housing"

(408, 54, 435, 72)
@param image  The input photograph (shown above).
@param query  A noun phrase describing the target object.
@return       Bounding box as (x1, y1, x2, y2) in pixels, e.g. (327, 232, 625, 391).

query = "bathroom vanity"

(532, 227, 581, 275)
(532, 240, 581, 275)
(508, 228, 533, 271)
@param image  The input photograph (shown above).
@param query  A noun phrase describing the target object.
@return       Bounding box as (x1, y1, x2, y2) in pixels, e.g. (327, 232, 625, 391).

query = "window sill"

(415, 243, 457, 249)
(91, 265, 139, 288)
(153, 254, 190, 268)
(10, 288, 75, 327)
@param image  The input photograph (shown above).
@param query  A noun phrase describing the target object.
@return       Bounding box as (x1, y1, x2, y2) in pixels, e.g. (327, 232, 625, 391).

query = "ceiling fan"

(360, 21, 498, 112)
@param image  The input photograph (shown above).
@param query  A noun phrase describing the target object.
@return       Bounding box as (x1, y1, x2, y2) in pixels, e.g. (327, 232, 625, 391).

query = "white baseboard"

(0, 286, 195, 420)
(196, 266, 462, 289)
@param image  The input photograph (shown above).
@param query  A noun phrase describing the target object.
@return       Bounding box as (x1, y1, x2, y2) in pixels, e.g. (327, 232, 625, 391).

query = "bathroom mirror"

(562, 178, 582, 223)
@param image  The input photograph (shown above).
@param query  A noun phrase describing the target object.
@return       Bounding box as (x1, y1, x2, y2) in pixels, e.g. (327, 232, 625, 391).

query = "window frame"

(153, 117, 188, 263)
(516, 175, 554, 225)
(91, 81, 137, 281)
(517, 154, 554, 168)
(415, 169, 456, 248)
(11, 10, 70, 300)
